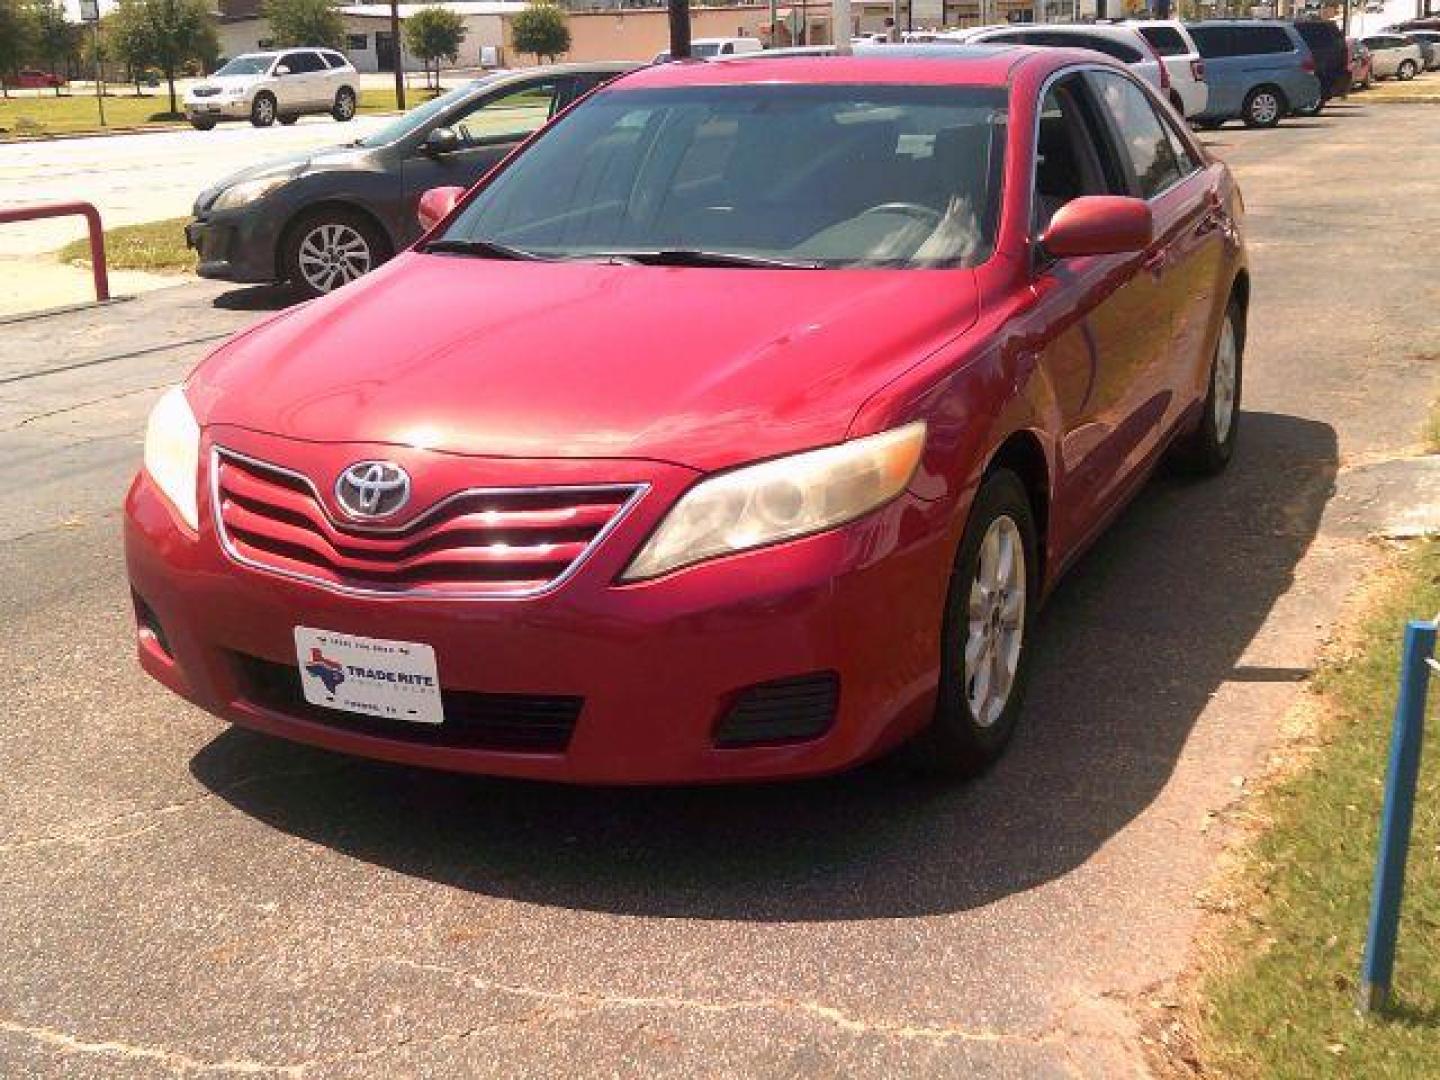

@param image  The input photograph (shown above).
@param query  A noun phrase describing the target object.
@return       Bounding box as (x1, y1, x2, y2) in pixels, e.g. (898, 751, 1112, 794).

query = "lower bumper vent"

(230, 652, 581, 753)
(713, 673, 839, 748)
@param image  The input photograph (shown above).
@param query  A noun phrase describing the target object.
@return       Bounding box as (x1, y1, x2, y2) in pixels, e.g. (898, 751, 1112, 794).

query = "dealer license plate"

(293, 627, 443, 726)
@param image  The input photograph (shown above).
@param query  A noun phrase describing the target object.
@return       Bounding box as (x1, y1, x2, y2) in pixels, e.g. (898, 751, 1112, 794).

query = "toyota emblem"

(335, 461, 411, 519)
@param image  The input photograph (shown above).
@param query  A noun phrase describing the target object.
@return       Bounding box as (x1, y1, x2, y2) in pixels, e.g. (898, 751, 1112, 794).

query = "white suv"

(184, 49, 359, 131)
(949, 23, 1205, 118)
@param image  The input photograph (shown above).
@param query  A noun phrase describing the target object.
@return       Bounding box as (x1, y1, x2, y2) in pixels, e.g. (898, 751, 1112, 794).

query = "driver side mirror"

(273, 64, 290, 76)
(422, 126, 460, 156)
(417, 185, 466, 232)
(1040, 195, 1153, 259)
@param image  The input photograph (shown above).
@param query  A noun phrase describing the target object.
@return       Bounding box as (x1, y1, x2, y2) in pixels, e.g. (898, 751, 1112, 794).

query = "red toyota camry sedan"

(126, 47, 1247, 784)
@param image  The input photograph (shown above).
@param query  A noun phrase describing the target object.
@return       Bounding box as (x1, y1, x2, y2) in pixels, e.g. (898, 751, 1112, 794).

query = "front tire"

(250, 92, 276, 127)
(282, 208, 389, 298)
(911, 469, 1038, 778)
(1172, 299, 1243, 476)
(1242, 86, 1285, 128)
(332, 86, 357, 122)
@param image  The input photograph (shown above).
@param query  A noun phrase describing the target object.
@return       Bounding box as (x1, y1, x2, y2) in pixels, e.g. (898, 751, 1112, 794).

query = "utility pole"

(390, 0, 405, 111)
(669, 0, 691, 58)
(832, 0, 851, 49)
(79, 0, 104, 127)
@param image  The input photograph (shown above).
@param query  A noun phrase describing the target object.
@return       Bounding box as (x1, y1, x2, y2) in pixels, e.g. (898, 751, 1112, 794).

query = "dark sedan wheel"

(283, 209, 387, 298)
(1173, 299, 1243, 476)
(1242, 86, 1285, 128)
(912, 469, 1037, 778)
(189, 118, 216, 131)
(332, 87, 357, 122)
(250, 92, 276, 127)
(277, 114, 298, 126)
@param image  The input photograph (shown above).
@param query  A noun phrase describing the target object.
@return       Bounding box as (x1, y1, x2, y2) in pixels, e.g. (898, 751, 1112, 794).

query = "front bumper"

(186, 207, 283, 284)
(125, 429, 956, 784)
(185, 98, 250, 120)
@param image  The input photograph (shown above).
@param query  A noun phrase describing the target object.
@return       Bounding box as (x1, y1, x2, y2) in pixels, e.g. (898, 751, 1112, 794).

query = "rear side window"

(1088, 72, 1184, 199)
(321, 51, 348, 69)
(1138, 26, 1189, 56)
(1188, 26, 1235, 57)
(1231, 26, 1298, 54)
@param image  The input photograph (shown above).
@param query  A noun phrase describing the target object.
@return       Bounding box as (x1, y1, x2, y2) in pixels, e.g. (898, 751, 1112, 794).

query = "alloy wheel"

(964, 515, 1026, 729)
(297, 222, 373, 293)
(1213, 314, 1239, 444)
(1250, 92, 1279, 125)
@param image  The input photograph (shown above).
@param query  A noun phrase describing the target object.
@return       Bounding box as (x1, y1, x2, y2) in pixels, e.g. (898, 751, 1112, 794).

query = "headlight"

(143, 385, 201, 531)
(212, 174, 291, 210)
(622, 421, 927, 582)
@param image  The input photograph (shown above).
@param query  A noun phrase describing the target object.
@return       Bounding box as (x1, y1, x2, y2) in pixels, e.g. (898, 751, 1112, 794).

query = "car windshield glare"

(215, 55, 273, 76)
(437, 84, 1008, 269)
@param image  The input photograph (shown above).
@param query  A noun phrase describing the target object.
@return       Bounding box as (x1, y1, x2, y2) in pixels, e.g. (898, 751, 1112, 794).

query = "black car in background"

(185, 63, 635, 297)
(1292, 18, 1352, 114)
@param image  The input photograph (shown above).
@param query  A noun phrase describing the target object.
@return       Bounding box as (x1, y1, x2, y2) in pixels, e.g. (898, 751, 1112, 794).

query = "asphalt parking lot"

(3, 102, 1439, 1077)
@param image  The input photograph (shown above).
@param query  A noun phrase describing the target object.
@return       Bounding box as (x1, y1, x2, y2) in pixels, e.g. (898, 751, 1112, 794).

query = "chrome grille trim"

(209, 445, 649, 601)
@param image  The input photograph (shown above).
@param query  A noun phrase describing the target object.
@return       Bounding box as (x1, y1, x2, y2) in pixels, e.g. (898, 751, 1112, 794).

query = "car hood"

(190, 252, 980, 472)
(196, 146, 365, 212)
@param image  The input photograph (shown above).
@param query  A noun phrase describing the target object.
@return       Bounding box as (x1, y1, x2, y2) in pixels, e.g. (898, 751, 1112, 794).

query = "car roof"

(617, 46, 1044, 89)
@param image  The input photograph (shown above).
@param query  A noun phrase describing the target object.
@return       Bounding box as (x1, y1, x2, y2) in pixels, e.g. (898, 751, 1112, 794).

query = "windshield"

(438, 84, 1007, 269)
(354, 80, 487, 147)
(215, 55, 273, 76)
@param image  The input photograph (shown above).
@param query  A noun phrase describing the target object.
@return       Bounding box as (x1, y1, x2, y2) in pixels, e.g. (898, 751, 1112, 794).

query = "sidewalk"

(0, 256, 190, 320)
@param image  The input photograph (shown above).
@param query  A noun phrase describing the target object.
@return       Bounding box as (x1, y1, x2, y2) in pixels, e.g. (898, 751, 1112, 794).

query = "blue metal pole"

(1359, 619, 1435, 1013)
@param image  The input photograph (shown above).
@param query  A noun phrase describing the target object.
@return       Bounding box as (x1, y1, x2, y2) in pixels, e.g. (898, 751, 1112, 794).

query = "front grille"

(231, 652, 582, 753)
(191, 85, 221, 97)
(713, 673, 839, 748)
(212, 449, 643, 598)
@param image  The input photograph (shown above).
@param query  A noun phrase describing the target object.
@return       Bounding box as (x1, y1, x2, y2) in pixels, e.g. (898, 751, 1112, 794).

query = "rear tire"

(1242, 85, 1286, 128)
(1172, 299, 1243, 476)
(250, 91, 276, 127)
(332, 86, 357, 122)
(909, 469, 1038, 778)
(1398, 59, 1418, 81)
(189, 118, 216, 131)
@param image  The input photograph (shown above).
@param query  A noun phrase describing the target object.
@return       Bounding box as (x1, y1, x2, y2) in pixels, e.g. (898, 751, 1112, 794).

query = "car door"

(274, 51, 312, 111)
(1188, 25, 1242, 117)
(1020, 73, 1165, 557)
(1087, 68, 1229, 445)
(400, 76, 578, 245)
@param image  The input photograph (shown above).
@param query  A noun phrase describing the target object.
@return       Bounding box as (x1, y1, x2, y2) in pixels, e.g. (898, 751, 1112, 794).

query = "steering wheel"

(859, 202, 943, 227)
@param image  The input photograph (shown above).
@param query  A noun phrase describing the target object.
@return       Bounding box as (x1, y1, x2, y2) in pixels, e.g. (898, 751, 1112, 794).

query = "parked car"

(951, 24, 1196, 116)
(1128, 19, 1210, 118)
(1400, 30, 1440, 69)
(185, 63, 634, 297)
(5, 68, 65, 89)
(1291, 18, 1352, 113)
(653, 37, 764, 62)
(183, 49, 359, 130)
(1363, 34, 1426, 80)
(1348, 36, 1374, 89)
(129, 48, 1248, 784)
(1186, 21, 1321, 128)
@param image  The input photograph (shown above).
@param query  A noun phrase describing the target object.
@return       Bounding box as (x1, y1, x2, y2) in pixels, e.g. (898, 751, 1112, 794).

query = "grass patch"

(1358, 78, 1440, 105)
(1195, 541, 1440, 1077)
(0, 93, 185, 137)
(59, 217, 194, 274)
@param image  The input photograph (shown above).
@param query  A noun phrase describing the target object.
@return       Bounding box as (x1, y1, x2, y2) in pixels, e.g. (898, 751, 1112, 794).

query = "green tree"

(0, 0, 38, 97)
(107, 0, 154, 94)
(404, 6, 464, 91)
(510, 2, 568, 64)
(262, 0, 344, 49)
(32, 0, 76, 94)
(119, 0, 218, 115)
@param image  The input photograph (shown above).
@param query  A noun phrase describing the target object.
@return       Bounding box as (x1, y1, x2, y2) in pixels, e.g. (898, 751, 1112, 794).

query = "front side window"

(1088, 71, 1183, 199)
(281, 51, 325, 74)
(448, 80, 563, 147)
(438, 84, 1008, 269)
(1033, 76, 1122, 234)
(1233, 26, 1296, 55)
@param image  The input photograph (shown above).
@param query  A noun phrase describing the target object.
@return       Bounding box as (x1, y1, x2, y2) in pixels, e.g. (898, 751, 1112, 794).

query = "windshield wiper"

(424, 237, 546, 261)
(599, 249, 822, 270)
